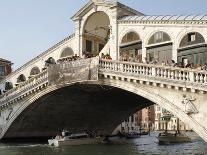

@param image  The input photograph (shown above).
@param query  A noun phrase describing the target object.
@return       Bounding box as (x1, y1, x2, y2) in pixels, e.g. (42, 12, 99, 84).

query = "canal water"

(0, 132, 206, 155)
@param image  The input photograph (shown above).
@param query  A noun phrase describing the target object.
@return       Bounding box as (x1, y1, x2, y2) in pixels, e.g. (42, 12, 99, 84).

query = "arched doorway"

(146, 31, 172, 64)
(178, 32, 206, 67)
(5, 81, 13, 91)
(44, 57, 56, 69)
(17, 74, 26, 83)
(60, 47, 74, 58)
(119, 32, 142, 62)
(83, 11, 110, 57)
(30, 67, 40, 76)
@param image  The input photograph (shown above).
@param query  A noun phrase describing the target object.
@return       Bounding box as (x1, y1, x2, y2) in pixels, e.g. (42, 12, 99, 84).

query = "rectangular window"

(0, 66, 5, 76)
(188, 33, 196, 42)
(86, 40, 92, 53)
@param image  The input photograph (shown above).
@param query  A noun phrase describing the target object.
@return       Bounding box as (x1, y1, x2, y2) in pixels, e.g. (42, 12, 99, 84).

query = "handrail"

(99, 59, 207, 84)
(1, 59, 207, 105)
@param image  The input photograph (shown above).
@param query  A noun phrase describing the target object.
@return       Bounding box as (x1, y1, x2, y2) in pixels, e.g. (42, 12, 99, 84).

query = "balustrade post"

(151, 67, 156, 77)
(189, 71, 195, 82)
(120, 63, 124, 72)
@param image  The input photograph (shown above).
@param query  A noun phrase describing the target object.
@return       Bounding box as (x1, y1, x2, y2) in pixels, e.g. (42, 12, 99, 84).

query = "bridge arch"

(1, 79, 207, 142)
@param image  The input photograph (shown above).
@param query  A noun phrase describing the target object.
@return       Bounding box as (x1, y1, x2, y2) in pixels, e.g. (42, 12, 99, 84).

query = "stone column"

(109, 9, 118, 60)
(172, 44, 178, 63)
(142, 47, 147, 63)
(74, 19, 82, 56)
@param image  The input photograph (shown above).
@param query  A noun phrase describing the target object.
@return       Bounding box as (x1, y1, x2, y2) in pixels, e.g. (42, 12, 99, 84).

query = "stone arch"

(82, 11, 111, 56)
(120, 31, 140, 44)
(1, 79, 207, 142)
(147, 31, 171, 45)
(60, 47, 74, 58)
(143, 30, 173, 63)
(179, 32, 205, 48)
(44, 57, 56, 68)
(144, 30, 173, 46)
(4, 81, 13, 91)
(118, 30, 142, 62)
(119, 29, 141, 45)
(30, 67, 40, 76)
(16, 74, 26, 83)
(176, 29, 207, 66)
(175, 28, 207, 49)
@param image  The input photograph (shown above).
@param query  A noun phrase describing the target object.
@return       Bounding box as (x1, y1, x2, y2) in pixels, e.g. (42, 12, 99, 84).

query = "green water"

(0, 132, 206, 155)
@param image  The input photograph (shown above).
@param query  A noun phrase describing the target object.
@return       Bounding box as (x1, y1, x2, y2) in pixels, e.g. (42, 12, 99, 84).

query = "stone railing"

(0, 70, 48, 106)
(99, 59, 207, 91)
(1, 59, 207, 107)
(0, 57, 99, 107)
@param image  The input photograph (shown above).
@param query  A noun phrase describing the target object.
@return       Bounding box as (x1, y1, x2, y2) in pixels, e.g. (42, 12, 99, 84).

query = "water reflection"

(0, 132, 206, 155)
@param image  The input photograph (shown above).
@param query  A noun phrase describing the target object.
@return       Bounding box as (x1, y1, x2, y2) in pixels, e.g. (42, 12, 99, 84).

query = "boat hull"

(157, 134, 191, 144)
(48, 137, 103, 147)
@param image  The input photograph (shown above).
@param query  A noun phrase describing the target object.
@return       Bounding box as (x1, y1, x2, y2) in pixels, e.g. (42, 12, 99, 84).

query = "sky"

(0, 0, 207, 69)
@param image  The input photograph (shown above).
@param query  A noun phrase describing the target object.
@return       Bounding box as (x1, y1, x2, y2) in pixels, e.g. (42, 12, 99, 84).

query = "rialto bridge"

(1, 0, 207, 142)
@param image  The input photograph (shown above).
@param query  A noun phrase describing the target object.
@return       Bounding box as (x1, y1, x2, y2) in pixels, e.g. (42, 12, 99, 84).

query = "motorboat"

(157, 132, 191, 144)
(125, 132, 141, 139)
(138, 131, 149, 135)
(48, 132, 103, 147)
(157, 116, 191, 144)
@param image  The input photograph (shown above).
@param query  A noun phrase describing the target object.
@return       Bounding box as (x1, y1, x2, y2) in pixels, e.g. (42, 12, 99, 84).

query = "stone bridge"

(1, 58, 207, 142)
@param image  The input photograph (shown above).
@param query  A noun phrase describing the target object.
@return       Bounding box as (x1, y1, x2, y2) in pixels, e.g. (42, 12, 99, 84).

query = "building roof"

(120, 14, 207, 21)
(71, 1, 144, 21)
(0, 58, 12, 64)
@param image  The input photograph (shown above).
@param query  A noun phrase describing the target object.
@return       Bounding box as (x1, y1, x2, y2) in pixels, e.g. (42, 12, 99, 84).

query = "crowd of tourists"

(57, 54, 82, 63)
(57, 52, 207, 71)
(118, 52, 207, 71)
(147, 59, 207, 71)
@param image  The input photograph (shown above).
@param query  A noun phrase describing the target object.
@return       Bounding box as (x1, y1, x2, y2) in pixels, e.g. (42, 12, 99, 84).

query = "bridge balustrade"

(1, 59, 207, 107)
(0, 70, 48, 106)
(99, 59, 207, 85)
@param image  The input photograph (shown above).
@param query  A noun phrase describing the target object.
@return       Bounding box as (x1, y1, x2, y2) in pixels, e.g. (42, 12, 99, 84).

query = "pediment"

(71, 0, 144, 21)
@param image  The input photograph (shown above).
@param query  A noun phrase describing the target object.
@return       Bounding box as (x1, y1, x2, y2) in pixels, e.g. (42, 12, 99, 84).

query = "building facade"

(154, 105, 191, 131)
(0, 58, 12, 79)
(140, 105, 155, 130)
(0, 58, 13, 95)
(114, 105, 155, 133)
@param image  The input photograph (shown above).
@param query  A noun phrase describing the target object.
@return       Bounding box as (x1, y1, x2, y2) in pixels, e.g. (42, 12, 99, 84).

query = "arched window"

(148, 31, 171, 45)
(30, 67, 40, 76)
(60, 48, 74, 58)
(121, 32, 140, 44)
(44, 57, 56, 68)
(179, 32, 205, 48)
(5, 82, 13, 90)
(17, 74, 26, 83)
